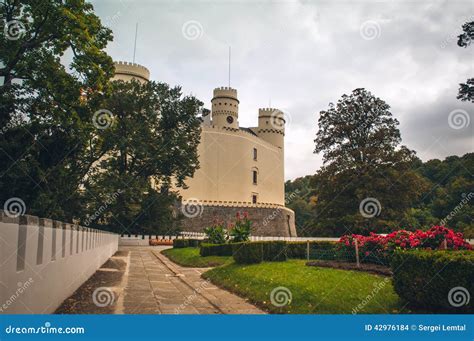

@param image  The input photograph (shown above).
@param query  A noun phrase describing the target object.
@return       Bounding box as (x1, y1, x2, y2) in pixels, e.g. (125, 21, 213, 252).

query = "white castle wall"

(0, 212, 118, 314)
(179, 125, 285, 206)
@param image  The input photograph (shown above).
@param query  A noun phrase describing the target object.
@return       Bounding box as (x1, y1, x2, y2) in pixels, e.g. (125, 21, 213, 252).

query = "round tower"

(257, 108, 285, 149)
(113, 61, 150, 83)
(211, 87, 239, 129)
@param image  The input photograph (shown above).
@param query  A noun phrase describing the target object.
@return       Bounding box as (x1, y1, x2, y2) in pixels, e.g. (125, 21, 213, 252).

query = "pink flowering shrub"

(338, 226, 472, 265)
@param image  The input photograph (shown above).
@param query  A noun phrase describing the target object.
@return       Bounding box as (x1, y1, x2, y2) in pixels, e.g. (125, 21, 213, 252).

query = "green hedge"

(232, 241, 287, 264)
(173, 238, 202, 248)
(173, 239, 189, 248)
(391, 250, 474, 311)
(200, 243, 234, 257)
(286, 241, 338, 260)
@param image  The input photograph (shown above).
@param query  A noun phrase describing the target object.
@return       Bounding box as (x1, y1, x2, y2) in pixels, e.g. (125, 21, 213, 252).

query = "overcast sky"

(91, 0, 473, 180)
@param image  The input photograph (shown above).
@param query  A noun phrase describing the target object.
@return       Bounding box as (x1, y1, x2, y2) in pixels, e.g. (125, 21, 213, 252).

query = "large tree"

(0, 0, 114, 220)
(83, 80, 203, 234)
(312, 88, 428, 235)
(457, 21, 474, 102)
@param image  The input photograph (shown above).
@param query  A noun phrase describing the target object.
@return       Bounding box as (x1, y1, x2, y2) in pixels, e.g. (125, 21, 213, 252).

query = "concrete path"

(117, 246, 264, 314)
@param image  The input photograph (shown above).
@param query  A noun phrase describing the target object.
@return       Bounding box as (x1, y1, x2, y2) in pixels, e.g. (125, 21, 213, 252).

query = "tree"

(83, 80, 203, 234)
(457, 21, 474, 102)
(0, 0, 114, 220)
(312, 88, 428, 235)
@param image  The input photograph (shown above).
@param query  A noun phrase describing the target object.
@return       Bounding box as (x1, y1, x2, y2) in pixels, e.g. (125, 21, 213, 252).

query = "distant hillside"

(285, 153, 474, 238)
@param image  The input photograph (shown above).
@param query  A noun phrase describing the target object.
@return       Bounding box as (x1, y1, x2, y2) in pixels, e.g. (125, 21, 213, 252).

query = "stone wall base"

(179, 205, 297, 237)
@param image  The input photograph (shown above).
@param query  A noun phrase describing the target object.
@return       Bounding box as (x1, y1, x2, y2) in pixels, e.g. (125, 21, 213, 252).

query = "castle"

(114, 61, 296, 237)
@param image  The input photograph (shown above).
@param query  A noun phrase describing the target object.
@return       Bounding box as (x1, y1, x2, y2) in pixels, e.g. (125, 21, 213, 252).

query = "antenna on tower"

(228, 46, 231, 87)
(133, 22, 138, 63)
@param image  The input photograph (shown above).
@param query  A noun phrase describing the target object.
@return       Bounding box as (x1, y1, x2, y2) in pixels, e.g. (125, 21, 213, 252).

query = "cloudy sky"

(91, 0, 473, 180)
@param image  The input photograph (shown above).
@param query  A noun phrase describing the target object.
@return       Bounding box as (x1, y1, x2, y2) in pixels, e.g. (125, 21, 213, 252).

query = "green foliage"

(0, 0, 114, 221)
(204, 224, 228, 244)
(232, 242, 263, 264)
(391, 250, 474, 312)
(173, 239, 189, 248)
(311, 88, 428, 235)
(229, 215, 252, 242)
(232, 241, 288, 264)
(200, 243, 234, 257)
(83, 79, 203, 234)
(457, 21, 474, 102)
(286, 241, 338, 260)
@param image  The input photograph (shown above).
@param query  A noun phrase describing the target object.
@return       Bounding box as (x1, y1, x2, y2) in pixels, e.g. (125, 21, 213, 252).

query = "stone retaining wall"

(180, 205, 297, 237)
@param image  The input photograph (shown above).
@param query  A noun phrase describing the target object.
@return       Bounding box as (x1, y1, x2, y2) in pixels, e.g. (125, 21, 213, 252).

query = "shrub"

(391, 249, 474, 311)
(232, 242, 262, 264)
(200, 243, 234, 257)
(173, 239, 189, 248)
(204, 224, 228, 244)
(338, 226, 472, 266)
(229, 212, 252, 242)
(286, 241, 338, 260)
(262, 241, 287, 261)
(187, 239, 202, 248)
(232, 241, 288, 264)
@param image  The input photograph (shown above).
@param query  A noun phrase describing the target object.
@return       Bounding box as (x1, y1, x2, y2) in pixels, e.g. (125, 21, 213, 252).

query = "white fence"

(0, 212, 118, 314)
(119, 231, 340, 244)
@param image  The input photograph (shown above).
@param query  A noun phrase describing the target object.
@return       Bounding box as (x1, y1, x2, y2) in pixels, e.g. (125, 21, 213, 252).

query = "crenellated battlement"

(113, 61, 150, 82)
(114, 61, 149, 71)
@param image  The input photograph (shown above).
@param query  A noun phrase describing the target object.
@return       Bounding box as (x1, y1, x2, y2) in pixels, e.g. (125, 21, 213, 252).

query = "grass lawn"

(203, 260, 407, 314)
(161, 247, 232, 268)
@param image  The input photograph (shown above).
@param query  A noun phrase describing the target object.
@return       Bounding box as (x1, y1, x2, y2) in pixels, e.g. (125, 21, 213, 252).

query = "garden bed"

(306, 260, 392, 276)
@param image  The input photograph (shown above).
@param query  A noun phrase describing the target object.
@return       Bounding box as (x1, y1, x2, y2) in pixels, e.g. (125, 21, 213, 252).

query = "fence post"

(441, 239, 447, 250)
(306, 240, 310, 261)
(355, 239, 360, 268)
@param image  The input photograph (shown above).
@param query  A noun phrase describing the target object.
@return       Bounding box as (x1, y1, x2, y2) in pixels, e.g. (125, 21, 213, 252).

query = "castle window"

(252, 170, 258, 184)
(252, 194, 257, 204)
(253, 148, 257, 160)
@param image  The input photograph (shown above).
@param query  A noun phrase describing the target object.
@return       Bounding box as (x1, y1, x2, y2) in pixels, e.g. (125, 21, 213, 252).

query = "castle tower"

(211, 87, 239, 129)
(257, 108, 285, 149)
(113, 61, 150, 83)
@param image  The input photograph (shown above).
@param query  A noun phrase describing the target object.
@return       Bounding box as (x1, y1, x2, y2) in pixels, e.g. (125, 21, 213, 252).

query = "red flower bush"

(338, 225, 472, 256)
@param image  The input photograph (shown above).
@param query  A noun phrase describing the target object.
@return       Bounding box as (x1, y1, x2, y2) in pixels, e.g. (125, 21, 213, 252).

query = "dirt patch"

(55, 258, 127, 314)
(306, 260, 392, 276)
(113, 250, 129, 257)
(102, 258, 127, 271)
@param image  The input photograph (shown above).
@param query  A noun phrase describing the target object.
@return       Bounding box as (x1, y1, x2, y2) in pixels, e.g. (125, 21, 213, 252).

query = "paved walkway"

(116, 246, 264, 314)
